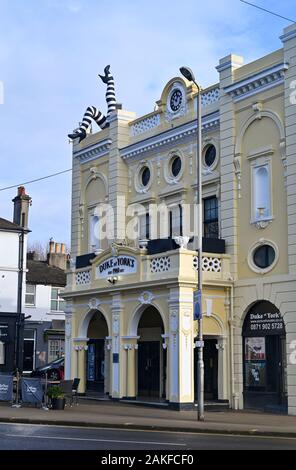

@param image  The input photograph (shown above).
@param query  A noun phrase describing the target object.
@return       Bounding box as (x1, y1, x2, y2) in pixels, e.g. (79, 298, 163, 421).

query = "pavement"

(0, 399, 296, 438)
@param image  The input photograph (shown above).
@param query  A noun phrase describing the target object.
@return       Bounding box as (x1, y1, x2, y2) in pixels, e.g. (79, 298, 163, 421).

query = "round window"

(171, 156, 182, 177)
(204, 145, 216, 167)
(141, 166, 151, 187)
(253, 245, 275, 269)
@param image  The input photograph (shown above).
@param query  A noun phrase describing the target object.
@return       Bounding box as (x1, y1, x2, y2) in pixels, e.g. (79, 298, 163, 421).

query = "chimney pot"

(61, 243, 66, 254)
(55, 243, 61, 254)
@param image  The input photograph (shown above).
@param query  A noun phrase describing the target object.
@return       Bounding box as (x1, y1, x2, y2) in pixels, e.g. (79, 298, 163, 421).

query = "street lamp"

(180, 66, 205, 421)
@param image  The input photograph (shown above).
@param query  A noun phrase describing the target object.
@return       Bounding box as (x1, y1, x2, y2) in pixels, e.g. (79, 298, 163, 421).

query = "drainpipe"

(229, 284, 237, 409)
(15, 228, 25, 371)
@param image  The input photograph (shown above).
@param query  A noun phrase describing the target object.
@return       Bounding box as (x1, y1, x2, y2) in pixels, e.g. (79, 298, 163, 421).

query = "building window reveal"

(48, 339, 65, 363)
(253, 164, 271, 220)
(25, 284, 36, 306)
(204, 197, 219, 238)
(51, 287, 66, 312)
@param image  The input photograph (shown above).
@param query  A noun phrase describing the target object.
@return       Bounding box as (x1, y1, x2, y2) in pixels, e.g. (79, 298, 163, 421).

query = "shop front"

(242, 301, 287, 413)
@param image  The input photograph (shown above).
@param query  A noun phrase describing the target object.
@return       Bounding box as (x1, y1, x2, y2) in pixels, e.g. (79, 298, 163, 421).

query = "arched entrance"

(137, 306, 166, 399)
(242, 301, 287, 413)
(86, 310, 109, 394)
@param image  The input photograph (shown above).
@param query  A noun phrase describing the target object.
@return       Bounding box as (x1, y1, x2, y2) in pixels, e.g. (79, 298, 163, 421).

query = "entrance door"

(243, 301, 287, 413)
(86, 339, 105, 392)
(194, 339, 218, 401)
(138, 341, 160, 397)
(23, 329, 36, 373)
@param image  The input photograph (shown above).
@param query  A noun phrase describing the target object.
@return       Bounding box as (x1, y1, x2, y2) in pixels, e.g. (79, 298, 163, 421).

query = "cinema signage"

(243, 310, 284, 336)
(96, 256, 137, 279)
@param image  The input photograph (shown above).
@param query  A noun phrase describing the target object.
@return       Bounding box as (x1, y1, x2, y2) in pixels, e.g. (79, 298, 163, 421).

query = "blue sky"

(0, 0, 294, 250)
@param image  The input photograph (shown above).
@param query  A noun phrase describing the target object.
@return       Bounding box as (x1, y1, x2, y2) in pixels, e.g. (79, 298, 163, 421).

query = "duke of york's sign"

(96, 256, 137, 279)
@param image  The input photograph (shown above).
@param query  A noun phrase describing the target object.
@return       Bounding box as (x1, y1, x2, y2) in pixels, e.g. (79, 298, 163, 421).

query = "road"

(0, 423, 295, 450)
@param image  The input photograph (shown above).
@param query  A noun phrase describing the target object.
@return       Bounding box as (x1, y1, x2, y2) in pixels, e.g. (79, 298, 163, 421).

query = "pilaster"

(217, 54, 244, 280)
(281, 23, 296, 273)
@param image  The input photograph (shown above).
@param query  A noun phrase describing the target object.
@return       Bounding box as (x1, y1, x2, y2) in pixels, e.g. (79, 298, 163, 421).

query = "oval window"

(141, 166, 151, 187)
(204, 145, 216, 167)
(253, 245, 275, 269)
(171, 156, 182, 177)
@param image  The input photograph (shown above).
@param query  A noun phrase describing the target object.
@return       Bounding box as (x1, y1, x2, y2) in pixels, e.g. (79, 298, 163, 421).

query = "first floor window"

(204, 197, 219, 238)
(25, 284, 36, 306)
(169, 205, 183, 238)
(48, 339, 65, 363)
(253, 164, 271, 220)
(51, 287, 66, 312)
(89, 214, 100, 251)
(139, 211, 150, 240)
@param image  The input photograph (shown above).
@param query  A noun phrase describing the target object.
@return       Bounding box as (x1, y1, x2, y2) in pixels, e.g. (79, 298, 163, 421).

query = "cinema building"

(64, 23, 296, 414)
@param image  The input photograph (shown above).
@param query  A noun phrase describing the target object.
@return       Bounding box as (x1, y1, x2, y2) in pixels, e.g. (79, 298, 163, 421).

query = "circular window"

(253, 245, 275, 269)
(204, 145, 216, 167)
(171, 156, 182, 177)
(141, 166, 151, 187)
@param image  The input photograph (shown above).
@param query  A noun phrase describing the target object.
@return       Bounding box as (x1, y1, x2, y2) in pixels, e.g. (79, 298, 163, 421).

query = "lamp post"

(180, 66, 204, 421)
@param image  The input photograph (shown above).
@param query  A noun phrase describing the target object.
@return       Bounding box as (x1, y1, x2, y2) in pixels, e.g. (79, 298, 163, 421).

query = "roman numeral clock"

(165, 82, 187, 121)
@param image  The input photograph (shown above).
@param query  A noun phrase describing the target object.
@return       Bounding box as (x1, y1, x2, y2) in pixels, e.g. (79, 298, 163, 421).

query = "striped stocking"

(68, 65, 117, 142)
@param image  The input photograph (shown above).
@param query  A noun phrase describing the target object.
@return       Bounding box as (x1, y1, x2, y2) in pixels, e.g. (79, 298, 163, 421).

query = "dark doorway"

(86, 339, 105, 392)
(23, 329, 35, 372)
(137, 341, 160, 397)
(194, 338, 218, 401)
(137, 306, 165, 399)
(242, 301, 287, 413)
(86, 310, 109, 394)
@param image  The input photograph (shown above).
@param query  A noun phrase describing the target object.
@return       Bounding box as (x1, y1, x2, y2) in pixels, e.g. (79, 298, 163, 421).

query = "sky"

(0, 0, 295, 251)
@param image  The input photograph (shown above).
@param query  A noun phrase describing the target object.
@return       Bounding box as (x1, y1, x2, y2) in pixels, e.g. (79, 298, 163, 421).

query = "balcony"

(66, 244, 231, 294)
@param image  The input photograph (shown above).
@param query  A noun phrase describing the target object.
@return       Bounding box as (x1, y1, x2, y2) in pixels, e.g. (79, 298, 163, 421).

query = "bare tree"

(27, 241, 48, 261)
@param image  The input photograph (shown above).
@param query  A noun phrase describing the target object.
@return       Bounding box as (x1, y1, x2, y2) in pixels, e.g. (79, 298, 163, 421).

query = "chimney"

(47, 240, 67, 270)
(12, 186, 32, 229)
(27, 251, 39, 261)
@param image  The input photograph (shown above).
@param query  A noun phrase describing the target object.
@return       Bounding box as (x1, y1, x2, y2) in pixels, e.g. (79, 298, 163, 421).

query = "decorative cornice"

(74, 138, 112, 164)
(224, 63, 289, 102)
(121, 113, 220, 161)
(280, 28, 296, 43)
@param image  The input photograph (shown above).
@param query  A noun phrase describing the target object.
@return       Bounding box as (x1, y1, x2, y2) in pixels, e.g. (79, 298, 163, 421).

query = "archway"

(137, 306, 165, 399)
(86, 310, 109, 394)
(242, 301, 287, 413)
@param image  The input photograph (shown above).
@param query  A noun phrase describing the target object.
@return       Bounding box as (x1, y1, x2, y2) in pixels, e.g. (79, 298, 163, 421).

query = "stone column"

(73, 339, 88, 393)
(64, 303, 74, 380)
(217, 336, 228, 400)
(111, 293, 123, 398)
(168, 287, 194, 408)
(104, 337, 112, 395)
(122, 336, 139, 398)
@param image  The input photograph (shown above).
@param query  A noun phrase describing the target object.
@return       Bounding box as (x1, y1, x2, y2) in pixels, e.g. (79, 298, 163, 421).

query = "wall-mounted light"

(107, 276, 119, 285)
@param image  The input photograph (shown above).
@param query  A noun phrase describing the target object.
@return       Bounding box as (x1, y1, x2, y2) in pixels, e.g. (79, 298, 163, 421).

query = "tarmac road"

(0, 423, 295, 450)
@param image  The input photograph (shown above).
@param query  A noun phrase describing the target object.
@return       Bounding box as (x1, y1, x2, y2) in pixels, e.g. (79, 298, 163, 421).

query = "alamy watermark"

(89, 197, 200, 243)
(0, 81, 4, 105)
(289, 340, 296, 365)
(290, 80, 296, 105)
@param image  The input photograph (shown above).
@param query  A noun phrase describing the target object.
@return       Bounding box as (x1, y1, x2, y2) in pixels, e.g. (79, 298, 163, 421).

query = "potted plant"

(47, 385, 65, 410)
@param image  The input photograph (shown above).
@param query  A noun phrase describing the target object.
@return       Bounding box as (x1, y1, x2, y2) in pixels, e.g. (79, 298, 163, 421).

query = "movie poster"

(245, 361, 266, 387)
(245, 337, 266, 360)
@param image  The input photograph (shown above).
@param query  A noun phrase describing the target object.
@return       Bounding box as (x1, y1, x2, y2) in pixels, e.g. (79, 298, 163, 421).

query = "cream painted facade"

(64, 23, 296, 413)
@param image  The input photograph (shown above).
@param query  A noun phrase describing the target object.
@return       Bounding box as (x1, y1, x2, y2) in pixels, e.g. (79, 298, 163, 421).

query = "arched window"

(89, 214, 100, 251)
(253, 165, 270, 220)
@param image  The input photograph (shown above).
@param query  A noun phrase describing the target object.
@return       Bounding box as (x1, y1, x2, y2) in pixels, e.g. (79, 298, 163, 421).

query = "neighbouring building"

(23, 240, 67, 374)
(64, 23, 296, 414)
(0, 187, 31, 373)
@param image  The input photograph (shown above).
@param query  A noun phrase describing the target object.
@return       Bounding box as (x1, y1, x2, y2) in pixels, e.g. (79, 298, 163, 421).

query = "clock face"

(170, 89, 183, 112)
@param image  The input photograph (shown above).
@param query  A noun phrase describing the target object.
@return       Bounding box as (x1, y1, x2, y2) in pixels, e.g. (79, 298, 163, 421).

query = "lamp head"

(180, 66, 196, 83)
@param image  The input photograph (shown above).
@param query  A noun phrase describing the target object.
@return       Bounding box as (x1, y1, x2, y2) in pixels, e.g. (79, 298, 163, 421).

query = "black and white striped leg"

(68, 106, 109, 142)
(99, 65, 117, 117)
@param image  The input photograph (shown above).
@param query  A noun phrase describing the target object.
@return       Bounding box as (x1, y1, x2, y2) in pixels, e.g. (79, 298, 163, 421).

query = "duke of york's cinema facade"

(64, 23, 296, 414)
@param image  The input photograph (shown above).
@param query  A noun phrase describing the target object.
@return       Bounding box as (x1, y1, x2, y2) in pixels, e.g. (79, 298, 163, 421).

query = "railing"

(66, 249, 231, 291)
